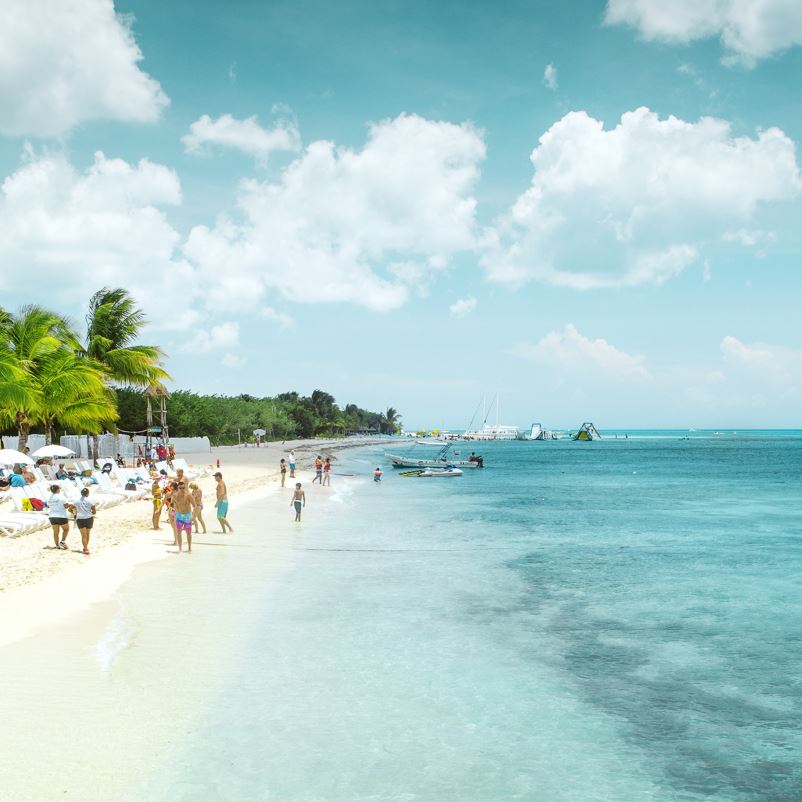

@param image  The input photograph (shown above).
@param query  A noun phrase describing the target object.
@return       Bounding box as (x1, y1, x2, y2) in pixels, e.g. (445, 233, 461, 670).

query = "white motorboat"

(386, 441, 483, 469)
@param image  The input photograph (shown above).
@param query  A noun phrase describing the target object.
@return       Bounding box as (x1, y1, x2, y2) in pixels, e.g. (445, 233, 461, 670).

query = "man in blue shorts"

(214, 472, 234, 534)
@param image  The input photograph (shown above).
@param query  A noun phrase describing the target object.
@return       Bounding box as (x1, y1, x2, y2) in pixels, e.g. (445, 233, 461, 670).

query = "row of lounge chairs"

(0, 459, 211, 537)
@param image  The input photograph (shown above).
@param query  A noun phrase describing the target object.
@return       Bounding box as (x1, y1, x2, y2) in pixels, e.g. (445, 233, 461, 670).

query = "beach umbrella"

(31, 444, 76, 458)
(0, 448, 35, 466)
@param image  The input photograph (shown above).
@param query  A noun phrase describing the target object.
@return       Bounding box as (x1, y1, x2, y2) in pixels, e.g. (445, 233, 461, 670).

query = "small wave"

(95, 603, 136, 671)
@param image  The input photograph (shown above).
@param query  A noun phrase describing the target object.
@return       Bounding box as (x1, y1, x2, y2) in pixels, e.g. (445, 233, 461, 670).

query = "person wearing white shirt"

(47, 484, 70, 550)
(68, 487, 97, 555)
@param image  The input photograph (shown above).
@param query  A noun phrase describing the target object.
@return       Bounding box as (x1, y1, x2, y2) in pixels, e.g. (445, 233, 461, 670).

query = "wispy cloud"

(543, 63, 558, 90)
(449, 296, 477, 318)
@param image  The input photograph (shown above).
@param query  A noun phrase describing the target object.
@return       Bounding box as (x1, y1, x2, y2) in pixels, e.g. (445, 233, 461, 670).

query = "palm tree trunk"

(16, 410, 30, 452)
(92, 433, 100, 463)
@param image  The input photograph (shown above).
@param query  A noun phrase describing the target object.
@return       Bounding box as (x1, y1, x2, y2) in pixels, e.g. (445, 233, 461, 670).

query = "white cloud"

(513, 324, 649, 378)
(184, 322, 240, 353)
(182, 114, 301, 162)
(605, 0, 802, 65)
(482, 107, 801, 289)
(543, 64, 558, 90)
(449, 296, 478, 318)
(260, 306, 295, 329)
(221, 352, 246, 369)
(0, 0, 168, 137)
(184, 113, 486, 311)
(0, 149, 194, 325)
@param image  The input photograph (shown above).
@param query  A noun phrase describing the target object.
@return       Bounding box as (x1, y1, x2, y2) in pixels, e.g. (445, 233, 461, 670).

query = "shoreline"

(0, 436, 391, 647)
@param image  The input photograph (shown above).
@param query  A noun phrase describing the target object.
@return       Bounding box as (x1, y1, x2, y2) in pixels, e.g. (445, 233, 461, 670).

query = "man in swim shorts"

(291, 483, 305, 522)
(214, 472, 234, 533)
(172, 482, 197, 552)
(288, 450, 296, 478)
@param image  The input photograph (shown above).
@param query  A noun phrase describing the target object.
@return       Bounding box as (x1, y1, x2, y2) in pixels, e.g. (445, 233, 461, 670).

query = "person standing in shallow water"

(322, 457, 331, 486)
(172, 482, 197, 552)
(280, 458, 287, 487)
(214, 471, 234, 533)
(312, 456, 323, 484)
(374, 467, 382, 482)
(291, 483, 305, 522)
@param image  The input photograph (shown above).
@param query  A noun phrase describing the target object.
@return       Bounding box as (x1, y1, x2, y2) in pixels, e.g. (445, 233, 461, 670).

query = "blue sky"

(1, 0, 801, 429)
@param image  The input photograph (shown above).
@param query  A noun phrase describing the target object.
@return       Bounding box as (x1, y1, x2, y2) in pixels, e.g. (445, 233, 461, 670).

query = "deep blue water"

(139, 434, 802, 801)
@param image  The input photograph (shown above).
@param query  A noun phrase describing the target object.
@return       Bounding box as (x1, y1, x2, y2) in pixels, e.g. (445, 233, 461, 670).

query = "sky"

(1, 0, 802, 430)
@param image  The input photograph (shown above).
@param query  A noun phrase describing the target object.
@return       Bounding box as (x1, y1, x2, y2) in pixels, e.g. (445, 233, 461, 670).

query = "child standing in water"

(291, 483, 306, 522)
(374, 467, 382, 482)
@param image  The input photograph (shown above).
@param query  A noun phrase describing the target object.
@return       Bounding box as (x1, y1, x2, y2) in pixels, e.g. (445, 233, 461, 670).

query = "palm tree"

(0, 309, 34, 440)
(4, 305, 78, 451)
(82, 288, 170, 458)
(33, 349, 118, 444)
(381, 407, 401, 434)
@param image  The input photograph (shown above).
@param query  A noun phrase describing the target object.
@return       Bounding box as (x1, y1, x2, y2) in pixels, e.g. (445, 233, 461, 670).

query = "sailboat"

(463, 394, 520, 440)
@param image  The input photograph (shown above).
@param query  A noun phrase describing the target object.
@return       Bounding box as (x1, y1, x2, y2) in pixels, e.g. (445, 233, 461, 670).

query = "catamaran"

(385, 440, 484, 469)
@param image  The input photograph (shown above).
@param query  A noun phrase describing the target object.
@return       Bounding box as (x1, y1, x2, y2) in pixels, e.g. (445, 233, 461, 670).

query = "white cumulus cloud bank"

(0, 0, 168, 137)
(605, 0, 802, 65)
(449, 297, 477, 318)
(0, 148, 195, 325)
(514, 324, 649, 378)
(482, 107, 801, 289)
(184, 113, 486, 311)
(182, 114, 301, 161)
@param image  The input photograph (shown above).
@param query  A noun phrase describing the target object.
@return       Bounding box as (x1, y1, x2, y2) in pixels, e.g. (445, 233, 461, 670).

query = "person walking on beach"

(190, 483, 206, 534)
(291, 483, 306, 522)
(288, 450, 296, 478)
(280, 458, 287, 487)
(47, 484, 70, 550)
(68, 487, 96, 555)
(151, 477, 163, 530)
(214, 472, 234, 533)
(322, 457, 331, 486)
(312, 456, 323, 484)
(172, 482, 197, 553)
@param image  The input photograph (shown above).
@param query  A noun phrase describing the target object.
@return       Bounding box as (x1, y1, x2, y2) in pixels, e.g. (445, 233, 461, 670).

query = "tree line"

(116, 388, 401, 444)
(1, 288, 401, 450)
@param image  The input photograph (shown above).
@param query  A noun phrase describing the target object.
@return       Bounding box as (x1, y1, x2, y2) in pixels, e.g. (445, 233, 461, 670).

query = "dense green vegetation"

(116, 388, 401, 444)
(0, 290, 167, 454)
(1, 289, 400, 448)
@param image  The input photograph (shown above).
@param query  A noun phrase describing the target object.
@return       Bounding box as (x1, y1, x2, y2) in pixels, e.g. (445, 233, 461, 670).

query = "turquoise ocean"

(128, 431, 802, 801)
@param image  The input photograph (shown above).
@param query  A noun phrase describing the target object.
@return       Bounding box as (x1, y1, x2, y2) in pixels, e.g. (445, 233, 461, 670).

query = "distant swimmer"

(214, 471, 234, 534)
(374, 467, 382, 482)
(322, 457, 331, 486)
(291, 483, 306, 522)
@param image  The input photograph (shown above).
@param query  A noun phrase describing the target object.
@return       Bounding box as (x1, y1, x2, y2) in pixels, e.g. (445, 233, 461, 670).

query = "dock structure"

(573, 422, 601, 441)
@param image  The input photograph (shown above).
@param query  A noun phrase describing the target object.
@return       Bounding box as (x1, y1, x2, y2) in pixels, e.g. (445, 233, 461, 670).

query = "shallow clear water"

(130, 434, 802, 801)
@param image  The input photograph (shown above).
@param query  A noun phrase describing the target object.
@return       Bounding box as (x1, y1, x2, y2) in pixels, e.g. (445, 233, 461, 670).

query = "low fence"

(0, 434, 211, 459)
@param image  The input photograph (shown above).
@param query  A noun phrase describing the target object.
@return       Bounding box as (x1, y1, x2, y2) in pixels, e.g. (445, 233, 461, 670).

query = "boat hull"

(385, 453, 481, 469)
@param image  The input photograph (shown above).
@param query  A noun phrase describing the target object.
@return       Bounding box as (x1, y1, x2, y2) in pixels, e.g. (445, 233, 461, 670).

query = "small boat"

(400, 467, 463, 478)
(386, 441, 483, 469)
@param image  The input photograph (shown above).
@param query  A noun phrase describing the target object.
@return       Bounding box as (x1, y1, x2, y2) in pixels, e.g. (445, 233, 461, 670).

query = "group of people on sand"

(151, 469, 233, 552)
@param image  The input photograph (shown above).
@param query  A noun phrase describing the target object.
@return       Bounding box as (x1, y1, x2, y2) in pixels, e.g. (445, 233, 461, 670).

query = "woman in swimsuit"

(290, 483, 305, 522)
(151, 478, 163, 530)
(280, 458, 287, 487)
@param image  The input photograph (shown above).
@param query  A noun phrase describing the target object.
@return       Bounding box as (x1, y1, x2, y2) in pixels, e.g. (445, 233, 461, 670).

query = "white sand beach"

(0, 438, 384, 648)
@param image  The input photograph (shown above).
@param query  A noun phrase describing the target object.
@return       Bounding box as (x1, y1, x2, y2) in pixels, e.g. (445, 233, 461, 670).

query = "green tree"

(3, 305, 77, 451)
(82, 288, 170, 458)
